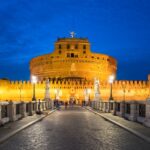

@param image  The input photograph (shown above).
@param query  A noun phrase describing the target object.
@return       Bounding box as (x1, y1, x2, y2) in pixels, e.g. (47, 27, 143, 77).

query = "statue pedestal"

(45, 79, 50, 100)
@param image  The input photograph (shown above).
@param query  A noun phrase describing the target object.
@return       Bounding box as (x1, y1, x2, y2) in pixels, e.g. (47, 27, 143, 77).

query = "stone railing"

(90, 99, 150, 127)
(0, 100, 53, 126)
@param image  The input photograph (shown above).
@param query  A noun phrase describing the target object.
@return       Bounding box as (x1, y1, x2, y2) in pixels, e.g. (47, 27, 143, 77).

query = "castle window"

(58, 44, 62, 49)
(71, 53, 74, 57)
(75, 44, 78, 49)
(67, 44, 70, 49)
(58, 50, 61, 54)
(67, 53, 70, 57)
(83, 45, 86, 49)
(75, 55, 78, 58)
(83, 51, 86, 54)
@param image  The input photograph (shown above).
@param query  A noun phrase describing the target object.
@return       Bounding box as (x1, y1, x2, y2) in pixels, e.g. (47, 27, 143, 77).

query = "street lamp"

(31, 75, 37, 101)
(109, 75, 114, 101)
(108, 75, 115, 112)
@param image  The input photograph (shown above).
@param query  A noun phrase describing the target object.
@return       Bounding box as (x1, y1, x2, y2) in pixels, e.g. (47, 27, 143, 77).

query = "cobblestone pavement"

(96, 111, 150, 138)
(0, 106, 150, 150)
(0, 111, 50, 140)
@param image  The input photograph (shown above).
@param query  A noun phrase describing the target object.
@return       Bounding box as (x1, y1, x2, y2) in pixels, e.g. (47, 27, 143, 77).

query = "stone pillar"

(46, 101, 49, 109)
(105, 102, 109, 112)
(8, 101, 16, 121)
(102, 102, 106, 112)
(45, 79, 50, 100)
(51, 100, 54, 109)
(99, 102, 103, 111)
(29, 102, 33, 116)
(93, 101, 96, 109)
(95, 101, 99, 110)
(120, 101, 125, 117)
(129, 101, 137, 121)
(39, 101, 42, 111)
(92, 101, 94, 109)
(47, 100, 50, 109)
(144, 98, 150, 127)
(90, 101, 94, 109)
(112, 102, 116, 115)
(42, 101, 46, 111)
(20, 102, 26, 117)
(42, 101, 44, 110)
(34, 101, 37, 112)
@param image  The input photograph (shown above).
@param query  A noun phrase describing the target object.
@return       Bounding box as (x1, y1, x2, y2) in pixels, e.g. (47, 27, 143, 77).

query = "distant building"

(30, 37, 117, 81)
(0, 36, 149, 103)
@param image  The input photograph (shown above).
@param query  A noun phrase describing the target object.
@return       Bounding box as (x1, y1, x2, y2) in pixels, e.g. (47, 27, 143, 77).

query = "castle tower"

(30, 35, 117, 82)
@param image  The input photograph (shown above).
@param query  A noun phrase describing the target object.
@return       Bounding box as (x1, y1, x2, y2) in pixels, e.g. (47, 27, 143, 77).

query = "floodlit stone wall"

(0, 79, 149, 103)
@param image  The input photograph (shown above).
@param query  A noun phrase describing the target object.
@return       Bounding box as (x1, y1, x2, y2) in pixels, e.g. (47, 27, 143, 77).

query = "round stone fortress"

(30, 37, 117, 82)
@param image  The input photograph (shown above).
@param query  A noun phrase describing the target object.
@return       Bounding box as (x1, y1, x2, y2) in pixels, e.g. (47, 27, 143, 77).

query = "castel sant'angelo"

(0, 34, 149, 103)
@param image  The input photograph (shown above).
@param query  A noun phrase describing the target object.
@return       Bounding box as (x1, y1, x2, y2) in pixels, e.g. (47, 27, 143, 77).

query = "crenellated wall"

(0, 78, 149, 103)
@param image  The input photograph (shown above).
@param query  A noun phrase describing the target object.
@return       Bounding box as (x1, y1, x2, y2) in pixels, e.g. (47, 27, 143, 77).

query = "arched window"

(67, 44, 70, 49)
(75, 44, 78, 49)
(58, 50, 61, 54)
(58, 44, 62, 49)
(83, 45, 86, 49)
(71, 53, 74, 57)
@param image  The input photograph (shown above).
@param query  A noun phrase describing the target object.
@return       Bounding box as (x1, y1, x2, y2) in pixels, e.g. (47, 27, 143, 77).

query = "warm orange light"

(31, 75, 37, 84)
(109, 75, 114, 84)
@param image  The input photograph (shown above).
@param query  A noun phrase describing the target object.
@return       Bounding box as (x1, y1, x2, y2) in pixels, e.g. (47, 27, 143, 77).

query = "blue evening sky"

(0, 0, 149, 81)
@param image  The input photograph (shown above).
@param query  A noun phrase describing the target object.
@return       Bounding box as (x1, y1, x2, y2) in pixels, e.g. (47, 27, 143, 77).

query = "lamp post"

(108, 75, 115, 112)
(109, 75, 114, 101)
(31, 75, 37, 101)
